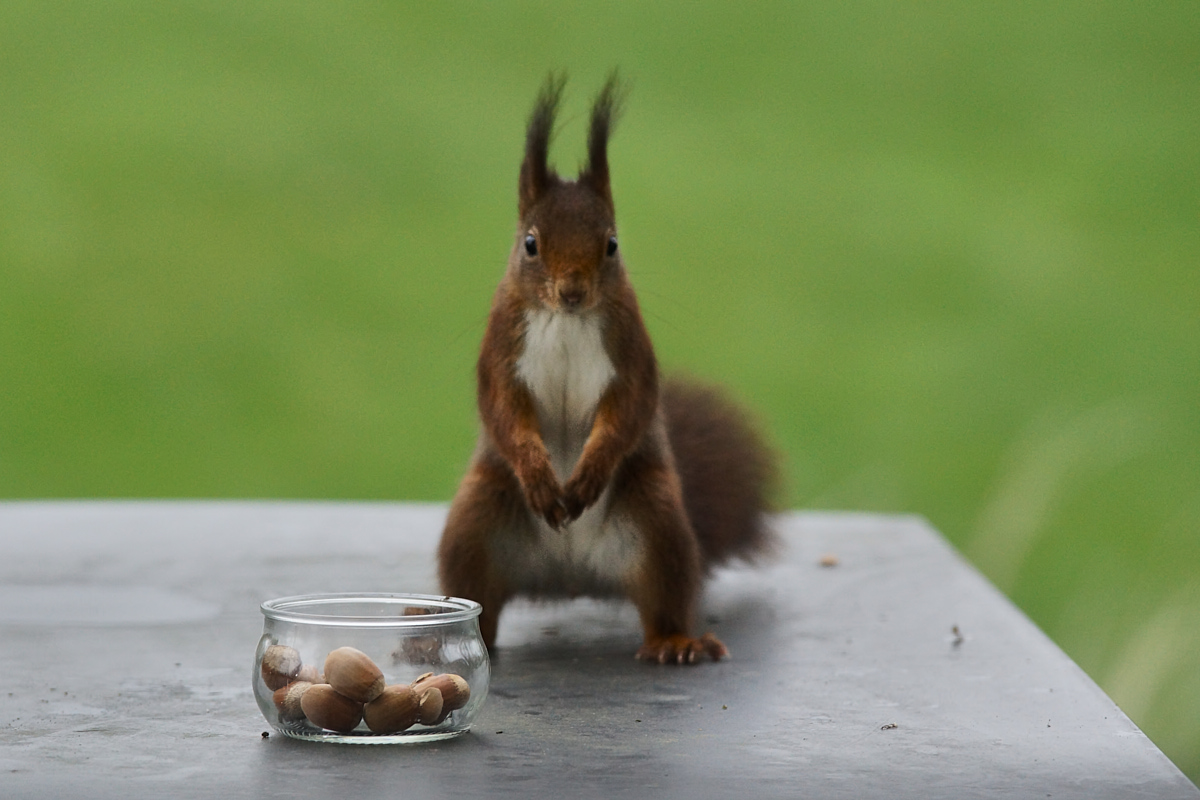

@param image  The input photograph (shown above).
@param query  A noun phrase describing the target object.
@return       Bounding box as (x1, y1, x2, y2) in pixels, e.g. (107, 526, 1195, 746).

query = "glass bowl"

(253, 593, 490, 744)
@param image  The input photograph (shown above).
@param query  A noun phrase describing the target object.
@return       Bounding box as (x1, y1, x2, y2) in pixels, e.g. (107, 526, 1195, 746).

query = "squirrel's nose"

(558, 287, 585, 308)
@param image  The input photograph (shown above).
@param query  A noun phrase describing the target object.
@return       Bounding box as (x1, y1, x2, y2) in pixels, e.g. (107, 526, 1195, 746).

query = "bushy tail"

(662, 378, 779, 568)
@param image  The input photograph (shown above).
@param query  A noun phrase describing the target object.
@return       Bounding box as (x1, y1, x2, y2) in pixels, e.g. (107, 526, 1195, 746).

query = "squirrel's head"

(511, 73, 626, 314)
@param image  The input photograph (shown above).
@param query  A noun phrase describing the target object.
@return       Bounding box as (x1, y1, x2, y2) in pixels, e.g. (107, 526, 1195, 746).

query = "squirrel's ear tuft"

(519, 72, 566, 218)
(581, 70, 628, 209)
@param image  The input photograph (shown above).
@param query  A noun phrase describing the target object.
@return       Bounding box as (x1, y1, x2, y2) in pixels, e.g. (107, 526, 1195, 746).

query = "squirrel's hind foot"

(636, 632, 728, 665)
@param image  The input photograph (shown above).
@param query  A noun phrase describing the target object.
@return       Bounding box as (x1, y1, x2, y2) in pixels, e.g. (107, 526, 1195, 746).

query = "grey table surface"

(0, 501, 1195, 799)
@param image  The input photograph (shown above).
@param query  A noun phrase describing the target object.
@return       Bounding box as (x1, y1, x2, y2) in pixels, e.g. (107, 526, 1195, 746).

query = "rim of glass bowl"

(260, 593, 482, 627)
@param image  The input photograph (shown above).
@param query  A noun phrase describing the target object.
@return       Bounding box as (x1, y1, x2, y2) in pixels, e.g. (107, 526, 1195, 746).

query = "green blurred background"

(2, 0, 1197, 780)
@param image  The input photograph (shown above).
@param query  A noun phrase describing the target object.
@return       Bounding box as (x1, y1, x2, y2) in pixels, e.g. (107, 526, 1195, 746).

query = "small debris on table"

(819, 553, 839, 568)
(881, 723, 898, 730)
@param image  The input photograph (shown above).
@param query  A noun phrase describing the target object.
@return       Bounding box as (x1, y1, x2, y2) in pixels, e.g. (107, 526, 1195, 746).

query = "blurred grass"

(1, 0, 1198, 780)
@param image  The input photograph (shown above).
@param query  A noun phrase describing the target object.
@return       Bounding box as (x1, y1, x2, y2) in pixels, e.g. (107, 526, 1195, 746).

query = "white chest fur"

(515, 308, 616, 480)
(503, 309, 638, 597)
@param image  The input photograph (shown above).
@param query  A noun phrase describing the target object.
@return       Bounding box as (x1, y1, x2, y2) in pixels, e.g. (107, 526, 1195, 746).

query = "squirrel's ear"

(581, 71, 627, 209)
(519, 73, 565, 218)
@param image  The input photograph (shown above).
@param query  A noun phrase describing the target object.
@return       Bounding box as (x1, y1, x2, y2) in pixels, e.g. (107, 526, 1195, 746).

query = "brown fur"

(438, 73, 776, 665)
(662, 379, 779, 568)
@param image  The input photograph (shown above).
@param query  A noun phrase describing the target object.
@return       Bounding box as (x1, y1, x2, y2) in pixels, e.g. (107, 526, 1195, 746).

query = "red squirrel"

(437, 74, 776, 664)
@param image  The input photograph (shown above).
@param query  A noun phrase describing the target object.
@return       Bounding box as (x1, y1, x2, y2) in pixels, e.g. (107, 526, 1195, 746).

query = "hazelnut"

(363, 684, 420, 734)
(416, 687, 444, 726)
(412, 673, 470, 717)
(324, 647, 386, 704)
(296, 664, 322, 684)
(272, 680, 313, 722)
(299, 684, 363, 733)
(261, 645, 302, 691)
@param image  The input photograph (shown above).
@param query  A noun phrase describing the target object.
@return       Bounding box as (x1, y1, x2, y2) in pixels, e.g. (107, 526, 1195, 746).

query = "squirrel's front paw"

(562, 466, 608, 521)
(525, 475, 568, 529)
(636, 632, 728, 665)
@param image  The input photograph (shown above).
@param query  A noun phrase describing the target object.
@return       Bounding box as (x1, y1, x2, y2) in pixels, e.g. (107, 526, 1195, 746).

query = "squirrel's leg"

(437, 453, 524, 650)
(614, 450, 729, 665)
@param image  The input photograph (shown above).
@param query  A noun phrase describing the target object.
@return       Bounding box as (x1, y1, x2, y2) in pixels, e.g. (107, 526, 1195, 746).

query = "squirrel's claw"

(562, 467, 607, 521)
(544, 498, 569, 530)
(524, 475, 568, 529)
(533, 495, 568, 530)
(636, 632, 728, 665)
(561, 491, 586, 522)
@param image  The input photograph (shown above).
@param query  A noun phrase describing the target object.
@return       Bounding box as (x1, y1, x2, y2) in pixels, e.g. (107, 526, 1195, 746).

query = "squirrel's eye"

(524, 234, 538, 257)
(606, 236, 618, 257)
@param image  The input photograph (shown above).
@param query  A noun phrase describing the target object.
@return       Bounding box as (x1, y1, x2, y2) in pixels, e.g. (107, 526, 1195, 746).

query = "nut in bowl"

(254, 594, 489, 743)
